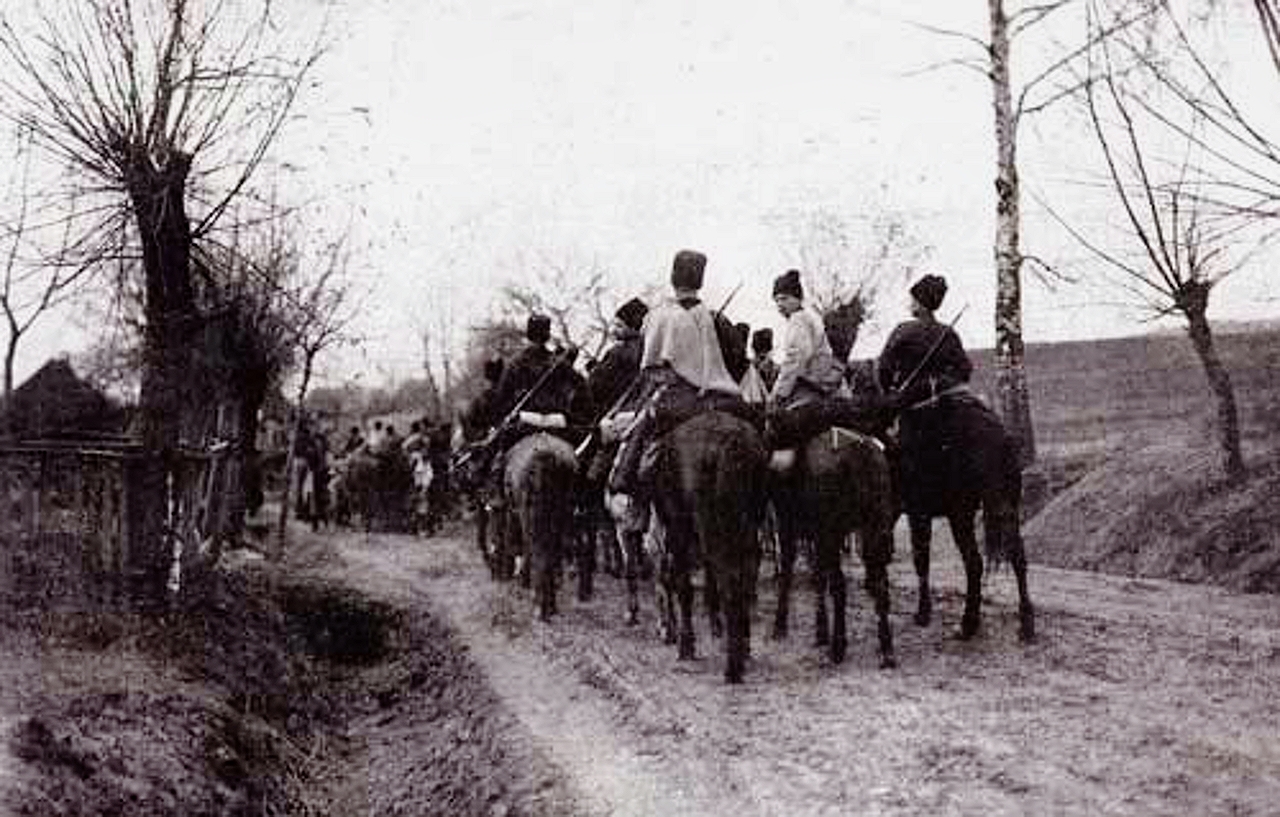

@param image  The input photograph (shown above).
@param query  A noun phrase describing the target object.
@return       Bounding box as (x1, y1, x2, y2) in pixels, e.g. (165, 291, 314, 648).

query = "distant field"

(967, 328, 1280, 464)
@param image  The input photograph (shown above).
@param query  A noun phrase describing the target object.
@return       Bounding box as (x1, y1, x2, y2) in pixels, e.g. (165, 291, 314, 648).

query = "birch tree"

(917, 1, 1164, 465)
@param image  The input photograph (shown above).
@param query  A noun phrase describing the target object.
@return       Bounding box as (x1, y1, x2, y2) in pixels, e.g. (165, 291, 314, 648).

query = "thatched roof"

(1, 358, 124, 440)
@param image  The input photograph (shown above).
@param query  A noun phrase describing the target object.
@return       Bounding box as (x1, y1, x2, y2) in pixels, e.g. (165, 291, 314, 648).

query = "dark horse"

(771, 426, 897, 668)
(901, 393, 1035, 642)
(649, 410, 768, 684)
(500, 432, 580, 621)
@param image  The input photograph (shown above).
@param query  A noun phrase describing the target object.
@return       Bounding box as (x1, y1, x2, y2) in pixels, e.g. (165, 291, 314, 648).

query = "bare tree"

(1051, 23, 1257, 481)
(0, 0, 323, 603)
(768, 206, 932, 355)
(273, 232, 360, 560)
(913, 1, 1164, 466)
(1101, 2, 1280, 229)
(0, 130, 96, 408)
(499, 249, 617, 359)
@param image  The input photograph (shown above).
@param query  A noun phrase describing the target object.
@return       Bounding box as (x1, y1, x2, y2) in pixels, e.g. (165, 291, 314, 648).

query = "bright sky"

(14, 0, 1279, 388)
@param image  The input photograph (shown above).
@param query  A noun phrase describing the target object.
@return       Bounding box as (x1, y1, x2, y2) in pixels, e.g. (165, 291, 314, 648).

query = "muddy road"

(315, 520, 1280, 817)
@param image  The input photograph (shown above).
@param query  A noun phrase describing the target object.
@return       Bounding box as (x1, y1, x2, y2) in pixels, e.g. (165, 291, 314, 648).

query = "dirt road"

(324, 522, 1280, 817)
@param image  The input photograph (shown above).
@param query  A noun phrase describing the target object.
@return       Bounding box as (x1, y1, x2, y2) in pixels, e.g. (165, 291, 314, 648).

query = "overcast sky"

(14, 0, 1278, 388)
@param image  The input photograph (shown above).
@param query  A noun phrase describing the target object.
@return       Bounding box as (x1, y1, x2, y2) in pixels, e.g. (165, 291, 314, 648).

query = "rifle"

(453, 346, 575, 467)
(892, 303, 969, 400)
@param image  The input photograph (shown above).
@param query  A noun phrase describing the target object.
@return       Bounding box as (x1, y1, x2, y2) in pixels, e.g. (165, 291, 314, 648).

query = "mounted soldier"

(876, 273, 1035, 642)
(607, 249, 751, 501)
(875, 273, 973, 524)
(765, 269, 849, 461)
(752, 328, 779, 392)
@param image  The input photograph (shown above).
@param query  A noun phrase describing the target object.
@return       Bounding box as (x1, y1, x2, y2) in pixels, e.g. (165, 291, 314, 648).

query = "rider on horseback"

(751, 328, 779, 392)
(585, 296, 648, 481)
(607, 249, 749, 500)
(766, 269, 848, 462)
(478, 314, 587, 514)
(876, 273, 974, 527)
(877, 274, 972, 408)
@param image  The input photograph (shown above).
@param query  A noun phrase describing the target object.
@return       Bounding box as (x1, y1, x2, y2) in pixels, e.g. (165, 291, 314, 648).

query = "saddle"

(766, 394, 895, 474)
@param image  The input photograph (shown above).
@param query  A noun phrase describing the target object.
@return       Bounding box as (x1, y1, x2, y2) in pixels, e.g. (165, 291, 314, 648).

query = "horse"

(499, 431, 581, 621)
(332, 445, 415, 532)
(899, 392, 1035, 643)
(770, 425, 897, 669)
(647, 410, 768, 684)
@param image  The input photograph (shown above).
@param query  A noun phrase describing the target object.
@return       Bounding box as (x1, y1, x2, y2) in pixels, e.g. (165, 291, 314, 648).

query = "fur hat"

(671, 249, 706, 290)
(773, 269, 803, 299)
(909, 274, 948, 312)
(526, 314, 552, 344)
(614, 297, 648, 332)
(751, 328, 773, 355)
(483, 358, 504, 383)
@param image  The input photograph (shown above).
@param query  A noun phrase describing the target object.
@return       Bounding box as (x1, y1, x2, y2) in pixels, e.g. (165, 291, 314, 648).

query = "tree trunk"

(275, 354, 314, 561)
(125, 148, 196, 608)
(3, 325, 16, 435)
(1181, 288, 1246, 483)
(988, 0, 1037, 467)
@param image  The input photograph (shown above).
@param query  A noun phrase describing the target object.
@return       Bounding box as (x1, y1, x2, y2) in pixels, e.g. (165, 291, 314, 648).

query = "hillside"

(969, 328, 1280, 462)
(970, 327, 1280, 593)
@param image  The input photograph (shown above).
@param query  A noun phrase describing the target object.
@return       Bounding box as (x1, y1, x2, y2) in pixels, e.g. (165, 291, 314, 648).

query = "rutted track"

(322, 522, 1280, 816)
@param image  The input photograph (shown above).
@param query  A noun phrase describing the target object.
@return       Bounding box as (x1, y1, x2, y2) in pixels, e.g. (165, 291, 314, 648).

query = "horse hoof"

(678, 638, 696, 661)
(958, 619, 980, 641)
(880, 653, 897, 670)
(915, 599, 932, 627)
(1020, 610, 1036, 643)
(830, 638, 847, 665)
(624, 607, 639, 627)
(771, 624, 788, 641)
(724, 663, 745, 684)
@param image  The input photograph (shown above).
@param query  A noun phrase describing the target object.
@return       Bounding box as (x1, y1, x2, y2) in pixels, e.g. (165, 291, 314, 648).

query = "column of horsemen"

(454, 248, 1035, 683)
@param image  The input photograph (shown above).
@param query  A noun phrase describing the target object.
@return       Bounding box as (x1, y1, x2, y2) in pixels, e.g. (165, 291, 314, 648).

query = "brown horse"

(648, 410, 768, 684)
(902, 393, 1035, 642)
(771, 427, 897, 668)
(501, 432, 580, 621)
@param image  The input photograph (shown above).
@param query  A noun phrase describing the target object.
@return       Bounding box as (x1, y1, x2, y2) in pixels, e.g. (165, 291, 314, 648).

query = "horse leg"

(1013, 543, 1035, 643)
(674, 542, 697, 660)
(862, 528, 897, 669)
(705, 568, 724, 640)
(656, 549, 677, 645)
(475, 502, 491, 568)
(993, 504, 1035, 642)
(813, 547, 830, 649)
(772, 525, 798, 641)
(620, 528, 644, 626)
(909, 514, 934, 627)
(723, 572, 750, 684)
(576, 507, 595, 603)
(817, 533, 846, 664)
(949, 512, 984, 640)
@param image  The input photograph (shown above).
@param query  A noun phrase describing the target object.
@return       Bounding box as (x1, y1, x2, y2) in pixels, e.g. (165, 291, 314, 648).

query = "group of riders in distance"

(324, 249, 1037, 684)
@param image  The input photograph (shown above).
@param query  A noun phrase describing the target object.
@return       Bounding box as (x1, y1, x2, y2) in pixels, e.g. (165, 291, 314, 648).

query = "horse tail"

(983, 431, 1024, 569)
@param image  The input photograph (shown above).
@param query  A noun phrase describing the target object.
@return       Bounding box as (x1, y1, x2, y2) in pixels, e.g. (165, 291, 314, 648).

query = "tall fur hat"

(773, 268, 803, 299)
(909, 274, 948, 311)
(751, 328, 773, 355)
(614, 297, 648, 332)
(671, 249, 707, 290)
(526, 313, 552, 344)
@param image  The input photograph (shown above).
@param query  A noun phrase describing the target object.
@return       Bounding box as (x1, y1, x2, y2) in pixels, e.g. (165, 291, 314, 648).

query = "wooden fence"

(0, 438, 240, 609)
